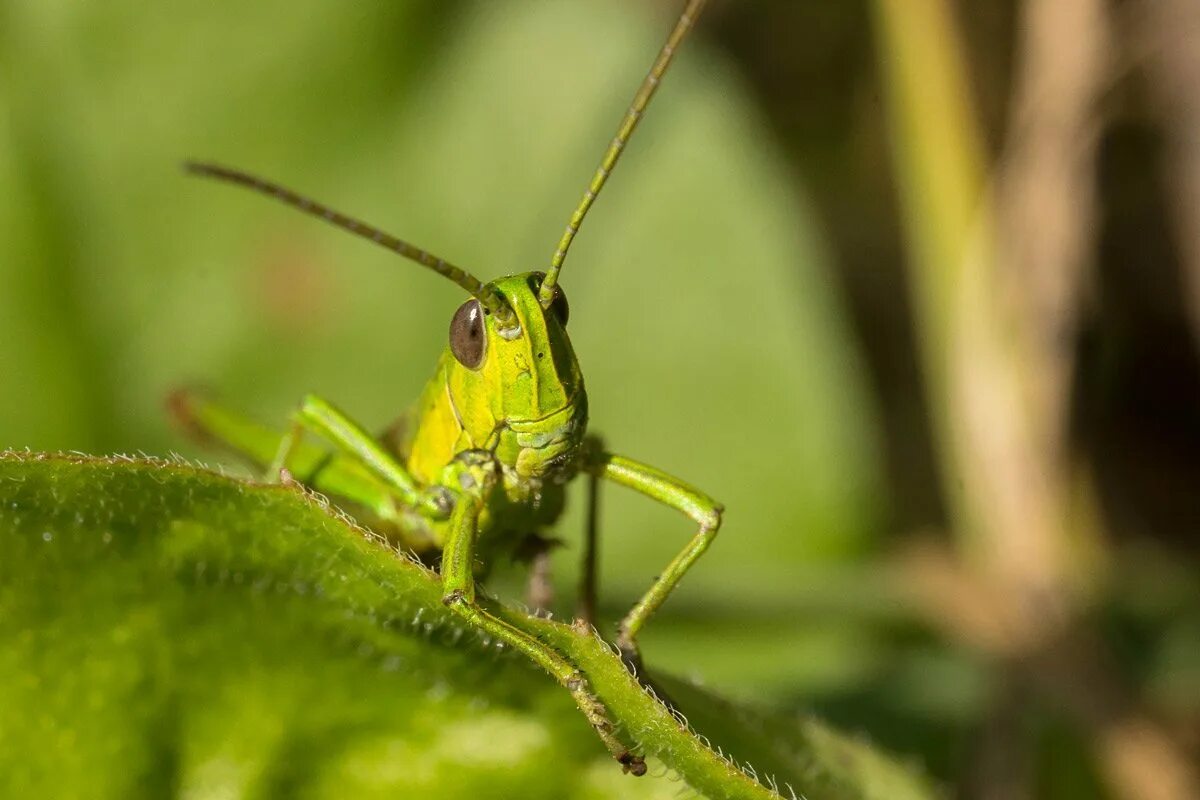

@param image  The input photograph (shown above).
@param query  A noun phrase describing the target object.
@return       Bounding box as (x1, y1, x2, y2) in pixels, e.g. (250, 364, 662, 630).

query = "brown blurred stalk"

(871, 0, 1198, 798)
(1136, 0, 1200, 352)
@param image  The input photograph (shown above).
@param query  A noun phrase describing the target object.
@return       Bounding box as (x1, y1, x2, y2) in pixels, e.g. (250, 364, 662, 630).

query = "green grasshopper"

(171, 0, 716, 775)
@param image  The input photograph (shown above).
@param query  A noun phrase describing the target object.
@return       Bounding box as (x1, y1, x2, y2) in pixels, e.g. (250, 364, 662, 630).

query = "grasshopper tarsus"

(619, 752, 648, 777)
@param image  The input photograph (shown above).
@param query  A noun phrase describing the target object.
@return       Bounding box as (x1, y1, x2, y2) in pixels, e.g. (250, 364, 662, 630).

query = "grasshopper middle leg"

(583, 448, 723, 666)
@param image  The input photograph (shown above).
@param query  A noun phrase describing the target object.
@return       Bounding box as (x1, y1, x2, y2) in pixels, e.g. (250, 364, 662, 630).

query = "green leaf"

(0, 453, 937, 800)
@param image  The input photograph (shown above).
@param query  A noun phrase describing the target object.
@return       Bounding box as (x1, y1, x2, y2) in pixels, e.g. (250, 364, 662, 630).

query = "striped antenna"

(184, 161, 516, 326)
(537, 0, 707, 309)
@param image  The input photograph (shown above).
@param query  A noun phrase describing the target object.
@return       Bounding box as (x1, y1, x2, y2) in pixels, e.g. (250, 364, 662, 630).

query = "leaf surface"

(0, 453, 937, 800)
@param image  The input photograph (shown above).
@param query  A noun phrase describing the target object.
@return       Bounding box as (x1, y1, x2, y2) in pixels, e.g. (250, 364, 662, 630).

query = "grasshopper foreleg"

(439, 451, 645, 775)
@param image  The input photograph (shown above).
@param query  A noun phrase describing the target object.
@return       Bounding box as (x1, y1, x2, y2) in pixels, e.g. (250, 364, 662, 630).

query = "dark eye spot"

(550, 286, 569, 326)
(527, 271, 569, 327)
(449, 299, 486, 369)
(537, 352, 544, 359)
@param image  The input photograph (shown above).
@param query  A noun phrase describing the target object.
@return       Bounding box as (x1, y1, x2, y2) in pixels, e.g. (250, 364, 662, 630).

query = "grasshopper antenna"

(537, 0, 707, 309)
(184, 161, 516, 326)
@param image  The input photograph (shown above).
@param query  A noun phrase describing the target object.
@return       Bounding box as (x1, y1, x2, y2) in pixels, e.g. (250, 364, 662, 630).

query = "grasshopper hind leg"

(265, 420, 304, 482)
(167, 389, 431, 527)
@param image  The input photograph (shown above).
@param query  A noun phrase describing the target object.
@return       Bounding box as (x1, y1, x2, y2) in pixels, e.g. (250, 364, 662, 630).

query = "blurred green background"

(1, 1, 1198, 798)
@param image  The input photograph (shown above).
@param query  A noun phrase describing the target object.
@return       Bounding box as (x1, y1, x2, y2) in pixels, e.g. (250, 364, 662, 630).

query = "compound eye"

(528, 272, 569, 326)
(449, 299, 486, 369)
(549, 285, 569, 326)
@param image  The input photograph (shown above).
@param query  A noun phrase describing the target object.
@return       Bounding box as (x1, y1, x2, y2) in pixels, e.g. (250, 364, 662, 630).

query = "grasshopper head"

(442, 272, 587, 479)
